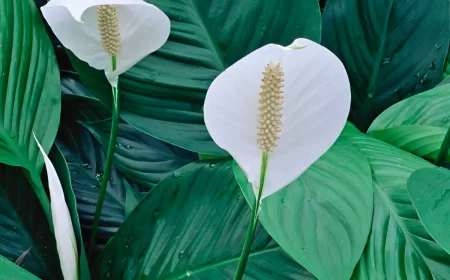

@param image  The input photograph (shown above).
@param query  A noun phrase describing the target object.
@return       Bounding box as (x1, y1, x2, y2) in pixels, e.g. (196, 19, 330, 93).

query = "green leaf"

(96, 161, 315, 279)
(82, 120, 197, 189)
(69, 0, 321, 155)
(408, 167, 450, 255)
(234, 137, 373, 280)
(0, 0, 61, 216)
(368, 125, 448, 162)
(322, 0, 449, 131)
(0, 165, 62, 278)
(124, 179, 145, 219)
(368, 84, 450, 161)
(341, 124, 450, 279)
(49, 146, 91, 280)
(0, 255, 40, 280)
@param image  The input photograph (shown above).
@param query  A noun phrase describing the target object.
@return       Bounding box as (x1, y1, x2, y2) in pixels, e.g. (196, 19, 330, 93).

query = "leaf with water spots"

(323, 0, 449, 131)
(96, 161, 315, 279)
(408, 167, 450, 255)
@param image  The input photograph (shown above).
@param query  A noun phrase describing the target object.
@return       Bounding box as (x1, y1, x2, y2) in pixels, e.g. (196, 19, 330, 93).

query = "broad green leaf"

(0, 0, 61, 217)
(322, 0, 449, 131)
(234, 137, 373, 280)
(69, 0, 321, 155)
(0, 165, 62, 278)
(408, 167, 450, 255)
(82, 120, 197, 189)
(0, 255, 40, 280)
(342, 124, 450, 280)
(96, 161, 315, 279)
(368, 84, 450, 161)
(368, 125, 448, 162)
(49, 147, 91, 280)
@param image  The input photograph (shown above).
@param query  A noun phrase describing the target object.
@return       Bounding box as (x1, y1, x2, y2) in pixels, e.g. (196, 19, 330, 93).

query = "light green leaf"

(0, 0, 61, 217)
(368, 84, 450, 161)
(322, 0, 449, 131)
(69, 0, 321, 155)
(0, 255, 40, 280)
(96, 161, 315, 279)
(368, 125, 448, 162)
(408, 167, 450, 255)
(341, 124, 450, 280)
(234, 137, 373, 280)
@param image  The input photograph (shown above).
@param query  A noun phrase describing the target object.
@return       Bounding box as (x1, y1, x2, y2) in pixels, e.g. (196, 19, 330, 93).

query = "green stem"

(233, 152, 268, 280)
(435, 126, 450, 166)
(88, 56, 119, 260)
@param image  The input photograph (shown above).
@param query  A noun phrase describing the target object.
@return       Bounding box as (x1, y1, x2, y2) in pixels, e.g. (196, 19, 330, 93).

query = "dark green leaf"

(82, 120, 197, 189)
(97, 161, 315, 279)
(56, 96, 125, 254)
(69, 0, 321, 155)
(0, 255, 40, 280)
(408, 167, 450, 255)
(234, 137, 373, 280)
(0, 0, 61, 217)
(341, 124, 450, 279)
(322, 0, 449, 131)
(0, 165, 62, 278)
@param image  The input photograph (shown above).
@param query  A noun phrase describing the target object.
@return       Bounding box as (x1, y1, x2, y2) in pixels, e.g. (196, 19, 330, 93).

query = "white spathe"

(33, 134, 78, 280)
(41, 0, 170, 86)
(204, 38, 351, 199)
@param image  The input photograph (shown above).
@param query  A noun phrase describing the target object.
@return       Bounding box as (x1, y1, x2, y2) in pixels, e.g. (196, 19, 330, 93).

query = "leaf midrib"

(161, 245, 279, 279)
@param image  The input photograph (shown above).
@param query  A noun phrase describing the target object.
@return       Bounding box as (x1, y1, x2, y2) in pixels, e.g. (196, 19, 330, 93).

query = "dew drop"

(302, 247, 308, 253)
(9, 131, 15, 139)
(281, 198, 288, 206)
(381, 57, 391, 66)
(309, 192, 316, 198)
(186, 271, 192, 277)
(95, 172, 103, 181)
(82, 163, 92, 169)
(125, 145, 132, 149)
(367, 93, 373, 99)
(429, 61, 436, 70)
(210, 163, 216, 168)
(435, 44, 442, 50)
(173, 171, 182, 178)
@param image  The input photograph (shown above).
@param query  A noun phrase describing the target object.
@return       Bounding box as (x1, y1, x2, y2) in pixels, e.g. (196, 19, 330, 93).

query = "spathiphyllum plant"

(41, 0, 170, 259)
(204, 38, 351, 278)
(2, 0, 450, 279)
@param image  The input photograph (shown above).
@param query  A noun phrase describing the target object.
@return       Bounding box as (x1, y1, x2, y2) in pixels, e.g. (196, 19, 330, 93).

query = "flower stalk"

(233, 152, 268, 280)
(88, 55, 120, 260)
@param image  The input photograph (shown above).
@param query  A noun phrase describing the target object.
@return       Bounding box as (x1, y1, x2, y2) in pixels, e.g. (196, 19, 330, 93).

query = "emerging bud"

(257, 62, 284, 153)
(97, 5, 121, 56)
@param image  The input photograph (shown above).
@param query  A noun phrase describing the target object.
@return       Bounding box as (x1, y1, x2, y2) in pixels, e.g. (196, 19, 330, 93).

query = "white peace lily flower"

(33, 134, 78, 280)
(204, 38, 351, 199)
(41, 0, 170, 86)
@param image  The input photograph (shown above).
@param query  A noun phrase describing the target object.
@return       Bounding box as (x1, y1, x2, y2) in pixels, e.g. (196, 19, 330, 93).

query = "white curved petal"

(204, 39, 350, 199)
(41, 0, 170, 86)
(33, 134, 78, 280)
